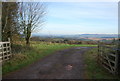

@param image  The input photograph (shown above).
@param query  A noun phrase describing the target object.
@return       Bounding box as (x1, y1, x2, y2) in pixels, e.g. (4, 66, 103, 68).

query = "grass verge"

(84, 48, 120, 79)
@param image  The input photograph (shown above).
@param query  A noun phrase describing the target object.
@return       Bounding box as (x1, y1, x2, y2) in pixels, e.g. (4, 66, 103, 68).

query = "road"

(3, 47, 93, 79)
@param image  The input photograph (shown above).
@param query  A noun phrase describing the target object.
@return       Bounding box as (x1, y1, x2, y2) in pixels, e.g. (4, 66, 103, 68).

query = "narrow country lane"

(3, 47, 93, 79)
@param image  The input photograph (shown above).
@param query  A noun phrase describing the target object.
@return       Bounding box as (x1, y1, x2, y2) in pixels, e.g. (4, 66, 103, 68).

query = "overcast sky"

(33, 2, 118, 35)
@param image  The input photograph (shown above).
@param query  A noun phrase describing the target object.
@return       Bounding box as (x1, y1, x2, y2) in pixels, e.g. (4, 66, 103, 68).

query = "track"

(3, 47, 93, 79)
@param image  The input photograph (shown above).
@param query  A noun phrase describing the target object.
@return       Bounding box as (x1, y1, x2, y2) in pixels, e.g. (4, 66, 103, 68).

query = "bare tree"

(19, 2, 46, 45)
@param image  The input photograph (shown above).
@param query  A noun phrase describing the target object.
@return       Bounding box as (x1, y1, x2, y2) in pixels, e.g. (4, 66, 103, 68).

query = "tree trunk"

(26, 31, 31, 46)
(0, 2, 2, 41)
(26, 37, 30, 46)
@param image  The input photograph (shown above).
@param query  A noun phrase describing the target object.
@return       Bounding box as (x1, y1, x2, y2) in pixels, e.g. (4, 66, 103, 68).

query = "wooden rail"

(0, 39, 12, 62)
(98, 44, 119, 75)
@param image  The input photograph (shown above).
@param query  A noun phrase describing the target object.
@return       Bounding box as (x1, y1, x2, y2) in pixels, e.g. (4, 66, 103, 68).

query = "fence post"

(97, 41, 101, 63)
(98, 41, 99, 60)
(0, 3, 2, 80)
(118, 1, 120, 76)
(118, 39, 120, 76)
(1, 43, 4, 61)
(8, 38, 10, 42)
(117, 49, 120, 76)
(8, 38, 12, 58)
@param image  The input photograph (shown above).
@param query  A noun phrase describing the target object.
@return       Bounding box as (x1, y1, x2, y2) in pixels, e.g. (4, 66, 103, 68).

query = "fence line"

(98, 43, 119, 75)
(0, 39, 12, 62)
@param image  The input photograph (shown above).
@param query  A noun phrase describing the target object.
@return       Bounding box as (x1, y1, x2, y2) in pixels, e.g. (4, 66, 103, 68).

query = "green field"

(3, 42, 97, 75)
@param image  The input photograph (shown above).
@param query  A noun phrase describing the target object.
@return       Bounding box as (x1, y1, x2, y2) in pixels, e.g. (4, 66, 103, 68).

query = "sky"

(33, 2, 118, 35)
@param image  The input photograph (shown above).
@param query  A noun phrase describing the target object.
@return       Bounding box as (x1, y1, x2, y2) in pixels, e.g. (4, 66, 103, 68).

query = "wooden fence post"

(118, 49, 120, 76)
(0, 2, 2, 80)
(8, 38, 12, 58)
(97, 41, 100, 62)
(118, 39, 120, 76)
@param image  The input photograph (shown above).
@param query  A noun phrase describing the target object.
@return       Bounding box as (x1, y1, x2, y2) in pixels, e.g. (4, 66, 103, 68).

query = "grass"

(3, 42, 97, 75)
(84, 48, 120, 79)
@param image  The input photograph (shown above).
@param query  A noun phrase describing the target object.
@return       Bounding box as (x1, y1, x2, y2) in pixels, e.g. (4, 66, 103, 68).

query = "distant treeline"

(30, 36, 102, 45)
(30, 36, 120, 45)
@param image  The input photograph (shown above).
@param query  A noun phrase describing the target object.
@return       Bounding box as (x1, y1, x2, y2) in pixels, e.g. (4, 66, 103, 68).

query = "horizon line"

(32, 33, 118, 36)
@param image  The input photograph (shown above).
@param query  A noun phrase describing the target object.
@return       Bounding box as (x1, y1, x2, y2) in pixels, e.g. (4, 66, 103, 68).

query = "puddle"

(65, 65, 73, 70)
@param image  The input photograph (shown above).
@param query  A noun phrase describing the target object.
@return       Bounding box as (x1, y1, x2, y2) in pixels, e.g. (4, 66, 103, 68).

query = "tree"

(0, 1, 2, 41)
(2, 2, 19, 42)
(19, 2, 46, 45)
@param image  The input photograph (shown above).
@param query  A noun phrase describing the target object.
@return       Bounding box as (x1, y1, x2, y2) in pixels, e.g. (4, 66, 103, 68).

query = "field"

(3, 42, 97, 75)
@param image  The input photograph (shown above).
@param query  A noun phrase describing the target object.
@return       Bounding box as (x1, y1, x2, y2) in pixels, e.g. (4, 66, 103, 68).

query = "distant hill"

(52, 34, 118, 39)
(78, 34, 118, 38)
(32, 33, 118, 41)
